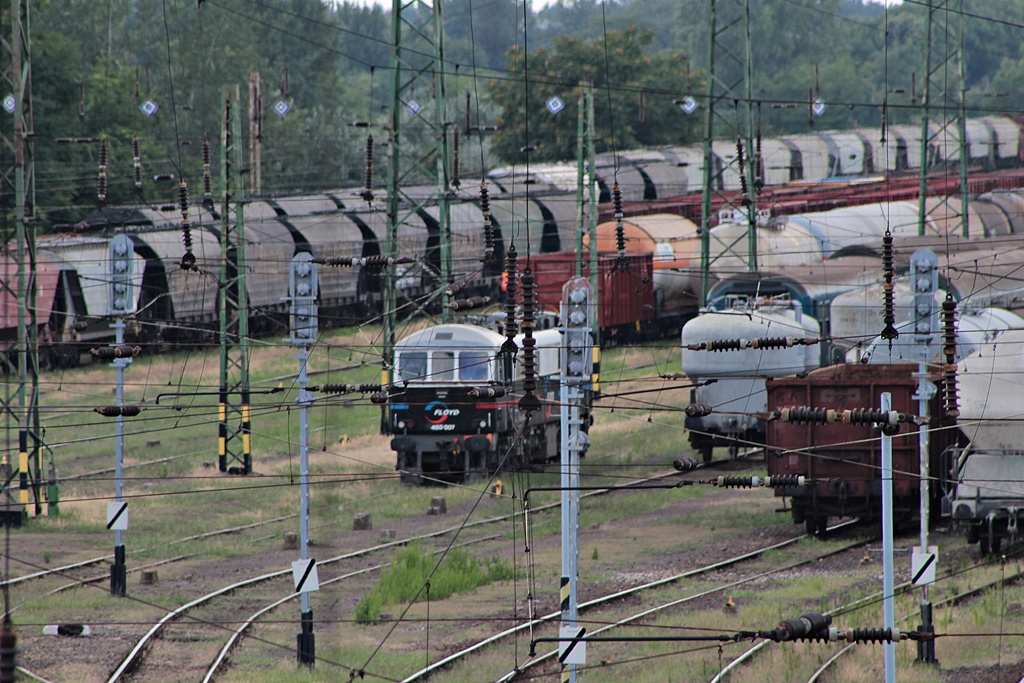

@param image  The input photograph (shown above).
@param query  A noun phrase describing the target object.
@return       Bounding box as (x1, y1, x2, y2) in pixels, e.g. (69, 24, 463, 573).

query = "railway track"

(802, 562, 1024, 683)
(1, 514, 297, 593)
(442, 520, 862, 683)
(104, 458, 757, 681)
(702, 545, 1024, 683)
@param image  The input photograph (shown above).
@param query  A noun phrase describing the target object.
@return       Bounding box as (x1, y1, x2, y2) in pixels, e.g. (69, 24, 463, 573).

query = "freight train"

(495, 115, 1024, 206)
(6, 113, 1024, 363)
(749, 303, 1024, 540)
(681, 222, 1024, 451)
(760, 316, 1024, 549)
(25, 185, 1023, 366)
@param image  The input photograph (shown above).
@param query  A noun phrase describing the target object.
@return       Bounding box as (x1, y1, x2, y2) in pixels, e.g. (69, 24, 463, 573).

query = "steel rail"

(201, 534, 501, 683)
(406, 520, 861, 682)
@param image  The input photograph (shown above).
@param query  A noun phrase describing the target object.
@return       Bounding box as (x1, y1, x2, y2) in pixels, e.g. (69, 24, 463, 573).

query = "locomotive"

(388, 324, 576, 483)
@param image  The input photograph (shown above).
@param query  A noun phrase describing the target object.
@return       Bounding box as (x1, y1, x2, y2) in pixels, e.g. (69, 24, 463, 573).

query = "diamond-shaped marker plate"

(546, 96, 565, 115)
(677, 96, 698, 115)
(2, 95, 15, 114)
(273, 100, 291, 117)
(405, 99, 422, 116)
(812, 98, 827, 117)
(140, 100, 159, 117)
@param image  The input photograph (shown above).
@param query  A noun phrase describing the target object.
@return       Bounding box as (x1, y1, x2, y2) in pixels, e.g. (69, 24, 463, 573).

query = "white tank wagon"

(946, 328, 1024, 555)
(861, 307, 1024, 365)
(831, 244, 1024, 358)
(681, 305, 820, 461)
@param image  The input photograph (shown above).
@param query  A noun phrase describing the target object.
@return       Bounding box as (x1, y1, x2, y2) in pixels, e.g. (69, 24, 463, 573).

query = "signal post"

(107, 234, 137, 596)
(559, 277, 594, 682)
(288, 253, 319, 667)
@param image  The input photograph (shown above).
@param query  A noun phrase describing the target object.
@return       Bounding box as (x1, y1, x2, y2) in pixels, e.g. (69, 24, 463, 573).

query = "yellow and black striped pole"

(17, 430, 28, 508)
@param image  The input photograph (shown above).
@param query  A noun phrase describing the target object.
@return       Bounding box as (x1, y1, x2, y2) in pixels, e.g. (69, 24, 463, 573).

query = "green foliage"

(355, 544, 514, 623)
(488, 27, 703, 163)
(22, 0, 1024, 224)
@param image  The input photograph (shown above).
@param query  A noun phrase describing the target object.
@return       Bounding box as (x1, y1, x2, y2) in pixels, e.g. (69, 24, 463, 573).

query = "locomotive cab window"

(459, 350, 490, 381)
(433, 351, 456, 380)
(398, 351, 427, 381)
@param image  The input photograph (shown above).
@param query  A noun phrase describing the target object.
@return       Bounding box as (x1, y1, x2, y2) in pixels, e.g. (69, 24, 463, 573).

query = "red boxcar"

(527, 251, 655, 339)
(766, 363, 959, 535)
(0, 253, 59, 345)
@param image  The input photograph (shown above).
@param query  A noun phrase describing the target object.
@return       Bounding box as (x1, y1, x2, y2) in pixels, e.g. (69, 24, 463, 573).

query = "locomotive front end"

(389, 324, 509, 484)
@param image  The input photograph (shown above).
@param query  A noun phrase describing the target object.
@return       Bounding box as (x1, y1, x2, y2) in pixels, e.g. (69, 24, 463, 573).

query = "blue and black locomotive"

(387, 323, 570, 483)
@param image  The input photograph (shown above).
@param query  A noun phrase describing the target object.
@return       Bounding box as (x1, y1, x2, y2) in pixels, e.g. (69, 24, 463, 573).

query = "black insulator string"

(518, 265, 540, 411)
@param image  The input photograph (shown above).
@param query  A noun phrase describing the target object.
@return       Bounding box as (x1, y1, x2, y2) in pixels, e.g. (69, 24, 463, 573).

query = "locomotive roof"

(396, 324, 506, 350)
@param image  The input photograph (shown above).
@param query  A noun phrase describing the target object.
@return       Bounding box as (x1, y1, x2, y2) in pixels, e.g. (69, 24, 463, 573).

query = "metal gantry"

(917, 0, 968, 239)
(574, 81, 600, 390)
(699, 0, 759, 306)
(0, 0, 42, 520)
(382, 0, 454, 396)
(218, 85, 252, 475)
(915, 1, 965, 661)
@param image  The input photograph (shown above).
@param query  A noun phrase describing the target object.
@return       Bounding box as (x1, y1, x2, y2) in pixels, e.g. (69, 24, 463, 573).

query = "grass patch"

(354, 543, 514, 623)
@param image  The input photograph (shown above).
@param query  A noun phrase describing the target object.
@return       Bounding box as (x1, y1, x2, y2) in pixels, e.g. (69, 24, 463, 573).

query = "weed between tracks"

(354, 544, 515, 623)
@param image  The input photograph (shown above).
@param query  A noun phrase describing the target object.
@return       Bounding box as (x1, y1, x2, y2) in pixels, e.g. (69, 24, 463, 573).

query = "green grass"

(354, 543, 514, 623)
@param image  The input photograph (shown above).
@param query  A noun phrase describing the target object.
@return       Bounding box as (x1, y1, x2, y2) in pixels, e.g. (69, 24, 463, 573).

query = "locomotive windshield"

(459, 351, 490, 381)
(395, 349, 493, 383)
(434, 351, 456, 380)
(398, 352, 427, 381)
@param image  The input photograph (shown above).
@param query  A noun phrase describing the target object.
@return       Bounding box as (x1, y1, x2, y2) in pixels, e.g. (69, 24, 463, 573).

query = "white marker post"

(108, 234, 136, 596)
(289, 253, 318, 667)
(881, 392, 895, 683)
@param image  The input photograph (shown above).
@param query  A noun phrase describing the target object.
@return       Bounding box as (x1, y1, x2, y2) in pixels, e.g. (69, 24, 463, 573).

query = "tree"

(488, 28, 702, 163)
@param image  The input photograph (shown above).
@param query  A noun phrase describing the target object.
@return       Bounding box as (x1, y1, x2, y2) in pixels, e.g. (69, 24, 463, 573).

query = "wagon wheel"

(980, 532, 1003, 557)
(806, 514, 828, 538)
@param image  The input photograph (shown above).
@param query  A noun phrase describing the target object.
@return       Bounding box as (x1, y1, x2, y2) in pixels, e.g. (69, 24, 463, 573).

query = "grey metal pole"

(881, 391, 896, 682)
(916, 361, 936, 663)
(298, 344, 311, 617)
(289, 252, 318, 667)
(110, 318, 128, 596)
(559, 278, 593, 680)
(559, 379, 582, 682)
(910, 247, 938, 664)
(296, 341, 314, 666)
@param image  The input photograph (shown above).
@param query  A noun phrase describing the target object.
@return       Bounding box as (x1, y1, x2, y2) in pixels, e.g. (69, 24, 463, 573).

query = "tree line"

(18, 0, 1024, 226)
